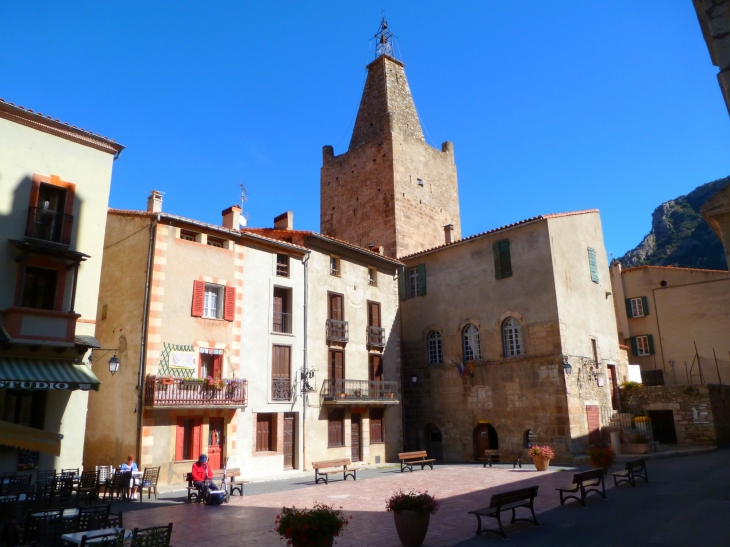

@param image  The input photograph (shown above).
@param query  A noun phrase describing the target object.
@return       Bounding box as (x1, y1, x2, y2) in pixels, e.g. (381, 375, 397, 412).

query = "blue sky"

(2, 1, 728, 258)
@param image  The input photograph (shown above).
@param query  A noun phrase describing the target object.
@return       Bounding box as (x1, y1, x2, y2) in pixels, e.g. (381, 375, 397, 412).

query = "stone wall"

(708, 384, 730, 445)
(694, 0, 730, 115)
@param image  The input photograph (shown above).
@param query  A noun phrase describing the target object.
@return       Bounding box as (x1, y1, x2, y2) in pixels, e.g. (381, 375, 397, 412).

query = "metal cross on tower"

(374, 17, 395, 58)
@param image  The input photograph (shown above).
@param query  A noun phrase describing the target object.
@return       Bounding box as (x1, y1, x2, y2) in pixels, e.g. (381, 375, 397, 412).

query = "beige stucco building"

(0, 99, 123, 473)
(399, 210, 624, 464)
(610, 262, 730, 386)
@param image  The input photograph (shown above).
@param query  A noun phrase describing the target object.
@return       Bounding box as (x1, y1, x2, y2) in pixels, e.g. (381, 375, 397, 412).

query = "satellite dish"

(239, 215, 248, 228)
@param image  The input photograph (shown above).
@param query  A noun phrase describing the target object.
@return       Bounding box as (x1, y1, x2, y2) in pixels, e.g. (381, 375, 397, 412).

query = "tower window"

(417, 178, 424, 187)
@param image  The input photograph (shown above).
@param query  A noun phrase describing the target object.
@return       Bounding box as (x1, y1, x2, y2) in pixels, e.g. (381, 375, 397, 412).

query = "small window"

(180, 230, 197, 242)
(203, 283, 225, 319)
(588, 247, 599, 283)
(400, 265, 426, 300)
(627, 297, 649, 318)
(427, 331, 442, 365)
(370, 408, 384, 443)
(635, 335, 651, 356)
(502, 317, 523, 357)
(207, 236, 224, 248)
(330, 256, 340, 277)
(408, 267, 419, 298)
(2, 390, 46, 429)
(368, 267, 377, 286)
(492, 240, 512, 279)
(417, 178, 424, 187)
(256, 414, 275, 452)
(463, 324, 482, 361)
(276, 254, 290, 277)
(328, 409, 344, 447)
(21, 267, 58, 310)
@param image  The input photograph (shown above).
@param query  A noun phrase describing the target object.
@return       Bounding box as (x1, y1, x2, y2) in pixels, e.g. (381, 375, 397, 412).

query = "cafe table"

(61, 528, 132, 545)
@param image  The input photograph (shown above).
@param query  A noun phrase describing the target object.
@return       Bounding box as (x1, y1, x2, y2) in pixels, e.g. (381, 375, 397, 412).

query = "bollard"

(610, 431, 621, 455)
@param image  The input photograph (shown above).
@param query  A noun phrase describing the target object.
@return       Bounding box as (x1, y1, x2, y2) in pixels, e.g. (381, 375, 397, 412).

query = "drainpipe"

(136, 215, 158, 462)
(301, 253, 309, 471)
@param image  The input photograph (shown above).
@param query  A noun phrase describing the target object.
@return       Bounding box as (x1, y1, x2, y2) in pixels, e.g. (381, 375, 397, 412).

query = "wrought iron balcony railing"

(367, 326, 385, 347)
(25, 206, 73, 245)
(320, 379, 399, 404)
(144, 376, 247, 407)
(326, 319, 348, 343)
(271, 378, 293, 401)
(273, 312, 293, 334)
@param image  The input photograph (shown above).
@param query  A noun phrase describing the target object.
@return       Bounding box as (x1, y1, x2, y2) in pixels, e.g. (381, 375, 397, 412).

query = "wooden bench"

(482, 449, 524, 469)
(224, 468, 249, 497)
(312, 459, 356, 485)
(556, 468, 606, 507)
(610, 459, 648, 488)
(468, 485, 540, 538)
(398, 451, 436, 472)
(185, 472, 200, 502)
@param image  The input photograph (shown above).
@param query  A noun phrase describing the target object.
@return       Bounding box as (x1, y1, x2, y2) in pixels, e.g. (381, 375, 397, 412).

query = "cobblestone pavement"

(122, 464, 584, 547)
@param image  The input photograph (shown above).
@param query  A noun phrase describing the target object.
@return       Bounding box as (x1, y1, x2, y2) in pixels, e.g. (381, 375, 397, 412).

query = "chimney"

(274, 211, 294, 230)
(444, 224, 454, 244)
(372, 245, 384, 255)
(222, 205, 242, 229)
(147, 190, 163, 213)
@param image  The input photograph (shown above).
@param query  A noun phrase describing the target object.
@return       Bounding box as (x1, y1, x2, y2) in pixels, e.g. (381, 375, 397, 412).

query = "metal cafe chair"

(130, 523, 173, 547)
(75, 470, 99, 505)
(138, 468, 160, 502)
(79, 529, 125, 547)
(75, 504, 112, 533)
(1, 475, 32, 496)
(35, 469, 56, 493)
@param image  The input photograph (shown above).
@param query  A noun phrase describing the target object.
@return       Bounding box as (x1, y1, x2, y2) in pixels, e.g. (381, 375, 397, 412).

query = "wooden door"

(368, 302, 381, 327)
(607, 365, 619, 410)
(283, 414, 295, 469)
(586, 405, 601, 445)
(351, 415, 361, 462)
(474, 424, 491, 460)
(329, 350, 344, 396)
(207, 418, 224, 470)
(212, 354, 223, 379)
(370, 355, 383, 398)
(329, 294, 343, 320)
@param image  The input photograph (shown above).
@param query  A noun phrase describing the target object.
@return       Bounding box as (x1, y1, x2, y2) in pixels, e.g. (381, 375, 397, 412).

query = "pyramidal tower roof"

(348, 19, 425, 150)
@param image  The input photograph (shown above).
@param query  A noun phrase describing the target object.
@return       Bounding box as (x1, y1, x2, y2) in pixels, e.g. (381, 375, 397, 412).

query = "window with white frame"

(463, 324, 482, 361)
(427, 331, 442, 365)
(630, 298, 645, 318)
(408, 267, 420, 298)
(636, 335, 650, 356)
(502, 317, 524, 357)
(368, 267, 377, 287)
(330, 256, 340, 277)
(203, 283, 224, 319)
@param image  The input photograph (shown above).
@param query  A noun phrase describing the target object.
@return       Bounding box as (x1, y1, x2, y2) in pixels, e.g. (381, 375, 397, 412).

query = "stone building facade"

(320, 52, 461, 258)
(694, 0, 730, 115)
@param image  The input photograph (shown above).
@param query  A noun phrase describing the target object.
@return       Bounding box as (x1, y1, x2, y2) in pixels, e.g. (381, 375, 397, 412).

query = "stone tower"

(320, 21, 461, 258)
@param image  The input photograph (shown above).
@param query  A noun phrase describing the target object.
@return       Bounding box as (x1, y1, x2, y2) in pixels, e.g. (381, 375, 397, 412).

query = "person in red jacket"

(191, 454, 214, 501)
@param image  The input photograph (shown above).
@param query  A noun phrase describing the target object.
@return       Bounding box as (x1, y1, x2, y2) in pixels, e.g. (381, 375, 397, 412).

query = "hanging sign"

(170, 352, 196, 370)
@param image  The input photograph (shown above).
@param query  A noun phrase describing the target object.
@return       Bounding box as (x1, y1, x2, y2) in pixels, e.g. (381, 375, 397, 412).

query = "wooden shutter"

(212, 354, 223, 379)
(625, 299, 634, 318)
(273, 345, 291, 379)
(193, 418, 202, 458)
(588, 248, 599, 283)
(398, 268, 407, 301)
(417, 264, 427, 296)
(192, 280, 205, 317)
(329, 294, 343, 320)
(175, 418, 185, 461)
(370, 409, 383, 443)
(586, 405, 601, 445)
(368, 302, 381, 328)
(328, 410, 343, 447)
(647, 334, 655, 355)
(630, 336, 638, 356)
(224, 286, 236, 321)
(641, 296, 649, 316)
(370, 355, 383, 382)
(256, 415, 271, 451)
(335, 351, 344, 379)
(498, 240, 512, 277)
(493, 241, 503, 279)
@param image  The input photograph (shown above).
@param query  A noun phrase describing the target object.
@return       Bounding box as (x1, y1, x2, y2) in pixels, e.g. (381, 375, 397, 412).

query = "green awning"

(0, 358, 101, 391)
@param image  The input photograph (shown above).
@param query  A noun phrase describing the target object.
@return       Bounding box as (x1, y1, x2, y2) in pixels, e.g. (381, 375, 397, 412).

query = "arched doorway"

(473, 423, 498, 461)
(423, 423, 443, 460)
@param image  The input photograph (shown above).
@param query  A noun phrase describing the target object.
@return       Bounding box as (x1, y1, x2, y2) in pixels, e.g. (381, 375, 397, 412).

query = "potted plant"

(275, 503, 350, 547)
(159, 375, 174, 385)
(587, 445, 615, 472)
(205, 376, 225, 390)
(621, 433, 651, 454)
(528, 445, 554, 471)
(386, 490, 440, 547)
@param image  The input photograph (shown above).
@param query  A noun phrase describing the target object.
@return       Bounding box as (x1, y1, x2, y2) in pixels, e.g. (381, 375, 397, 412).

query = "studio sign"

(0, 381, 90, 391)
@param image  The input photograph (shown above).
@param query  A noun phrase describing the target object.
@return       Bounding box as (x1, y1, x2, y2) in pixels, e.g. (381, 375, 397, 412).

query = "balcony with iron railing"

(271, 378, 293, 401)
(326, 319, 348, 343)
(367, 326, 385, 347)
(320, 379, 400, 405)
(144, 376, 247, 408)
(24, 206, 73, 246)
(272, 312, 293, 334)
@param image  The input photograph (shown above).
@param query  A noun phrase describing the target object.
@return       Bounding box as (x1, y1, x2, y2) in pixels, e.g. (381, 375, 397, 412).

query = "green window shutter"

(647, 334, 655, 355)
(493, 241, 502, 280)
(630, 336, 638, 357)
(588, 248, 599, 283)
(499, 240, 512, 278)
(641, 296, 649, 316)
(417, 263, 427, 296)
(625, 299, 634, 318)
(398, 269, 407, 301)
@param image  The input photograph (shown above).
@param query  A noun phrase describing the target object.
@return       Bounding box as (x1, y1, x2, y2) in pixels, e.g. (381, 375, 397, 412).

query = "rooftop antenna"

(373, 15, 396, 59)
(238, 183, 250, 228)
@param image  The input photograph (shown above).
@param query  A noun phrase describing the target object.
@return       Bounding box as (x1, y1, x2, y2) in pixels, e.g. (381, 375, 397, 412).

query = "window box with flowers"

(528, 445, 554, 471)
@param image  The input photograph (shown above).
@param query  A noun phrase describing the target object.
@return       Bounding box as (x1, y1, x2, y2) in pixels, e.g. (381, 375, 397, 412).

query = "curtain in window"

(463, 325, 481, 361)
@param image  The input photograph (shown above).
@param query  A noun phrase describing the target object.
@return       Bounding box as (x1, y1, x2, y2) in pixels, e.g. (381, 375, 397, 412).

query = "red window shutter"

(370, 409, 383, 443)
(224, 286, 236, 321)
(175, 418, 185, 461)
(193, 418, 202, 457)
(212, 354, 223, 379)
(192, 281, 205, 317)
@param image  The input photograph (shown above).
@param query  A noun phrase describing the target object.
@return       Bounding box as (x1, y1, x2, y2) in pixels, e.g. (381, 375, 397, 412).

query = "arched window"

(427, 331, 442, 365)
(462, 324, 481, 361)
(502, 317, 523, 357)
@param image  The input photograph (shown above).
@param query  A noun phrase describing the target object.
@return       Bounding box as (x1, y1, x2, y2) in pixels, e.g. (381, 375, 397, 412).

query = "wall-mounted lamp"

(108, 353, 120, 376)
(411, 375, 417, 384)
(562, 356, 572, 375)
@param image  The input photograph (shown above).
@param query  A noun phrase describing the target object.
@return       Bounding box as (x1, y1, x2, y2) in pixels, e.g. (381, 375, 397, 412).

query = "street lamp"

(562, 356, 572, 375)
(108, 353, 120, 376)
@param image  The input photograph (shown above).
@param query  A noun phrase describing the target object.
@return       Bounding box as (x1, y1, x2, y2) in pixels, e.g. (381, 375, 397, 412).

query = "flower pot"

(393, 510, 430, 547)
(532, 456, 551, 471)
(620, 443, 650, 454)
(160, 378, 174, 385)
(291, 534, 334, 547)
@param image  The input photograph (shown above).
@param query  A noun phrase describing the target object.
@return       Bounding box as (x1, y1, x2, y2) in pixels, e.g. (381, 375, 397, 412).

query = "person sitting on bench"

(191, 454, 214, 501)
